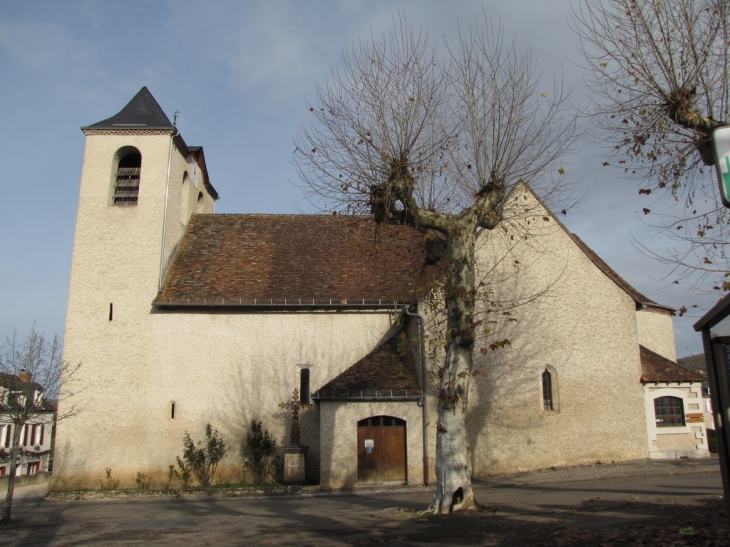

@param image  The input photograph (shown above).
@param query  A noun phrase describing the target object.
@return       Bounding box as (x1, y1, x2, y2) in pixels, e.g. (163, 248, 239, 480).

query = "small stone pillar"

(282, 445, 308, 484)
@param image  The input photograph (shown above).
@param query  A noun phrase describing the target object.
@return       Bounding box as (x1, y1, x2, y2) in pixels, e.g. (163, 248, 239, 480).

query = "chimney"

(18, 369, 31, 383)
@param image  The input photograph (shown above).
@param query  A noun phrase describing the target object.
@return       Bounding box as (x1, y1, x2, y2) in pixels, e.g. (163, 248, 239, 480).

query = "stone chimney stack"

(18, 369, 31, 383)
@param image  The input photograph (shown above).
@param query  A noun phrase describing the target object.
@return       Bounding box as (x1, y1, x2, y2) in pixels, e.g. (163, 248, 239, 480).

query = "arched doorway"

(357, 416, 406, 484)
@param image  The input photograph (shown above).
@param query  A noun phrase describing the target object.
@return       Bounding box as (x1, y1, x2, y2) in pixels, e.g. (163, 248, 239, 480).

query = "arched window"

(114, 149, 141, 206)
(541, 365, 559, 412)
(542, 369, 553, 410)
(180, 172, 191, 223)
(654, 396, 685, 427)
(196, 191, 205, 213)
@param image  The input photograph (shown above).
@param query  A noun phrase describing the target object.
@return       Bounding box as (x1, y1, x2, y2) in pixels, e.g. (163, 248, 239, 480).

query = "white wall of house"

(0, 414, 54, 477)
(643, 383, 709, 459)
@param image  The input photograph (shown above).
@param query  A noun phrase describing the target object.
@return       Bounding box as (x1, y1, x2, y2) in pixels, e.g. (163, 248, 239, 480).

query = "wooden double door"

(357, 416, 406, 484)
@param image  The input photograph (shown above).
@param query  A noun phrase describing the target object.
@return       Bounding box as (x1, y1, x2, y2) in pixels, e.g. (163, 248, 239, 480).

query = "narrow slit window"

(300, 369, 310, 405)
(542, 369, 554, 411)
(169, 401, 176, 420)
(109, 303, 113, 321)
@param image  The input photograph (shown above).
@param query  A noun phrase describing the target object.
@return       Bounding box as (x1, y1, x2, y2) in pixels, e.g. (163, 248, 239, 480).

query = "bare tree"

(572, 0, 730, 292)
(0, 326, 82, 523)
(295, 17, 578, 513)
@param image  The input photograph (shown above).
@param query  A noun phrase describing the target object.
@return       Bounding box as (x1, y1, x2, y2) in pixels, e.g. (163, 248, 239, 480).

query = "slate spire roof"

(82, 87, 174, 130)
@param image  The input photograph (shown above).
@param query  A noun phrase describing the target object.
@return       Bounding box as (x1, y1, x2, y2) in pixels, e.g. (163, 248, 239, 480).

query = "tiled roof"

(83, 87, 174, 130)
(154, 215, 443, 308)
(571, 234, 673, 312)
(640, 345, 706, 383)
(0, 372, 44, 392)
(313, 332, 422, 399)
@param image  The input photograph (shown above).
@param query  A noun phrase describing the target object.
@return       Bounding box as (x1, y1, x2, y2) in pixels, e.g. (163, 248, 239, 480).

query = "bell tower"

(55, 88, 218, 487)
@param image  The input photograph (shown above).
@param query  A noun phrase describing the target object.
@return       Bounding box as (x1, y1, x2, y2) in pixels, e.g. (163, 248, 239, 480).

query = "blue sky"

(0, 0, 722, 357)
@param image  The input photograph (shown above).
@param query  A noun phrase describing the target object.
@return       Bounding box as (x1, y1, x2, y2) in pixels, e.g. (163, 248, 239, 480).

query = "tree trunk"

(430, 224, 480, 514)
(2, 423, 23, 523)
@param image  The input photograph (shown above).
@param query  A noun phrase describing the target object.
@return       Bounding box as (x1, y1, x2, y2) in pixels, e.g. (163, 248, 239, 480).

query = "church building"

(51, 88, 706, 491)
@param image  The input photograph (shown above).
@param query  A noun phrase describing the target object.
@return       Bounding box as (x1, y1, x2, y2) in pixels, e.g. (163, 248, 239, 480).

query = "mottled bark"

(430, 225, 479, 513)
(2, 423, 22, 523)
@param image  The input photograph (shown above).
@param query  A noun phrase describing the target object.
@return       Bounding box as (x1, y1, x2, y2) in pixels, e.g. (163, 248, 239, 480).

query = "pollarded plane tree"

(572, 0, 730, 295)
(295, 17, 578, 513)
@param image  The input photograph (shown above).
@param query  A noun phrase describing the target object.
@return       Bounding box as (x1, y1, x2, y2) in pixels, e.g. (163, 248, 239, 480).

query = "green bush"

(99, 467, 120, 490)
(134, 472, 153, 490)
(177, 423, 227, 487)
(240, 420, 278, 484)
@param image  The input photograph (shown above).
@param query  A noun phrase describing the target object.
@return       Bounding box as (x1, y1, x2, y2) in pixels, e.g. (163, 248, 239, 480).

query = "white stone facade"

(53, 90, 685, 491)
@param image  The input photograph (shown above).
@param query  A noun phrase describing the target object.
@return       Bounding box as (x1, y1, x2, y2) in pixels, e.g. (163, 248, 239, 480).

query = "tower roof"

(82, 87, 174, 130)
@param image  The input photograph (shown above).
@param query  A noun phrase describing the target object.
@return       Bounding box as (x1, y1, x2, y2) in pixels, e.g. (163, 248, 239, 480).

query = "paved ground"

(1, 458, 727, 546)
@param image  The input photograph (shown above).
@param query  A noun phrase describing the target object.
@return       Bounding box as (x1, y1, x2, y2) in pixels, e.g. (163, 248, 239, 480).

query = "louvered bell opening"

(114, 167, 140, 206)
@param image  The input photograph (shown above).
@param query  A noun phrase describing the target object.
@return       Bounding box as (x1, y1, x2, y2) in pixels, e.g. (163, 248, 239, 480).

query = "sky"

(0, 0, 725, 358)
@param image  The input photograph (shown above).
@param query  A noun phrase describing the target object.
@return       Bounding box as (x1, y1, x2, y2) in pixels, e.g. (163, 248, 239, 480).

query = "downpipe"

(403, 305, 429, 486)
(158, 129, 179, 291)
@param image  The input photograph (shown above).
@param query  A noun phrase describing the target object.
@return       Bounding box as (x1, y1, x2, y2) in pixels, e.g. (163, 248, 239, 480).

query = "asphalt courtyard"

(1, 458, 726, 546)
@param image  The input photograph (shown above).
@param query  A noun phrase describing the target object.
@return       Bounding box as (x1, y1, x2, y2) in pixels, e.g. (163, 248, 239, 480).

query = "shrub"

(172, 457, 193, 488)
(134, 472, 153, 490)
(163, 464, 175, 489)
(240, 420, 278, 484)
(99, 467, 120, 490)
(178, 423, 226, 487)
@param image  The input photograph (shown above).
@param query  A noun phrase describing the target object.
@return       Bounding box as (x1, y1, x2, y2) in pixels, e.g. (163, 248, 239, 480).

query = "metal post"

(694, 292, 730, 524)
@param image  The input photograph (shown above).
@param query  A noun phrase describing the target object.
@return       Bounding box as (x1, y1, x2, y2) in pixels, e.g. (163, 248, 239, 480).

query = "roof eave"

(151, 300, 414, 311)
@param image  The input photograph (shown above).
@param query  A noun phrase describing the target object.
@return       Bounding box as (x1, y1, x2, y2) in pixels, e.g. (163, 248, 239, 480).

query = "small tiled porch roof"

(639, 345, 706, 383)
(313, 332, 423, 401)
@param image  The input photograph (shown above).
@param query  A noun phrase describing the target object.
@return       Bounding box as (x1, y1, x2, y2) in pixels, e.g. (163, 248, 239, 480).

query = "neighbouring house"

(677, 353, 715, 432)
(0, 372, 56, 477)
(640, 346, 710, 458)
(51, 87, 695, 491)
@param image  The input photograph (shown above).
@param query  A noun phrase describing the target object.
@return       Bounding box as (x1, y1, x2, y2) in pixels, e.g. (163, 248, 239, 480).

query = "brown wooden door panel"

(357, 427, 381, 484)
(381, 426, 406, 481)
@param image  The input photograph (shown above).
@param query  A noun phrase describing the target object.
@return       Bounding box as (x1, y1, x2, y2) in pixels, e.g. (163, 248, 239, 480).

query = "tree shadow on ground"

(1, 489, 727, 546)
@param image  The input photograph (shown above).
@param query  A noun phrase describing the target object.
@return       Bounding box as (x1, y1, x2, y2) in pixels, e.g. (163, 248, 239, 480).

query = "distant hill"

(677, 354, 707, 376)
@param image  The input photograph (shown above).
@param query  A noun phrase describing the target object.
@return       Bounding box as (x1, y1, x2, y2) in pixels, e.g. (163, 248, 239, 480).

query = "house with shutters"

(0, 372, 55, 477)
(51, 87, 694, 491)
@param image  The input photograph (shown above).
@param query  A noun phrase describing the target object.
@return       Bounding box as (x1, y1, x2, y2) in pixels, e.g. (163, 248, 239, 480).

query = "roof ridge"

(501, 183, 672, 311)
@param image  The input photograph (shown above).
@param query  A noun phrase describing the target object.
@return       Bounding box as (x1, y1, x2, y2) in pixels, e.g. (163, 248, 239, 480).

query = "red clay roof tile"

(155, 214, 443, 307)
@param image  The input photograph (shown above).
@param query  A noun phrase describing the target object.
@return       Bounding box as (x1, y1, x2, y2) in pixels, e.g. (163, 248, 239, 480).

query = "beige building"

(52, 88, 697, 491)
